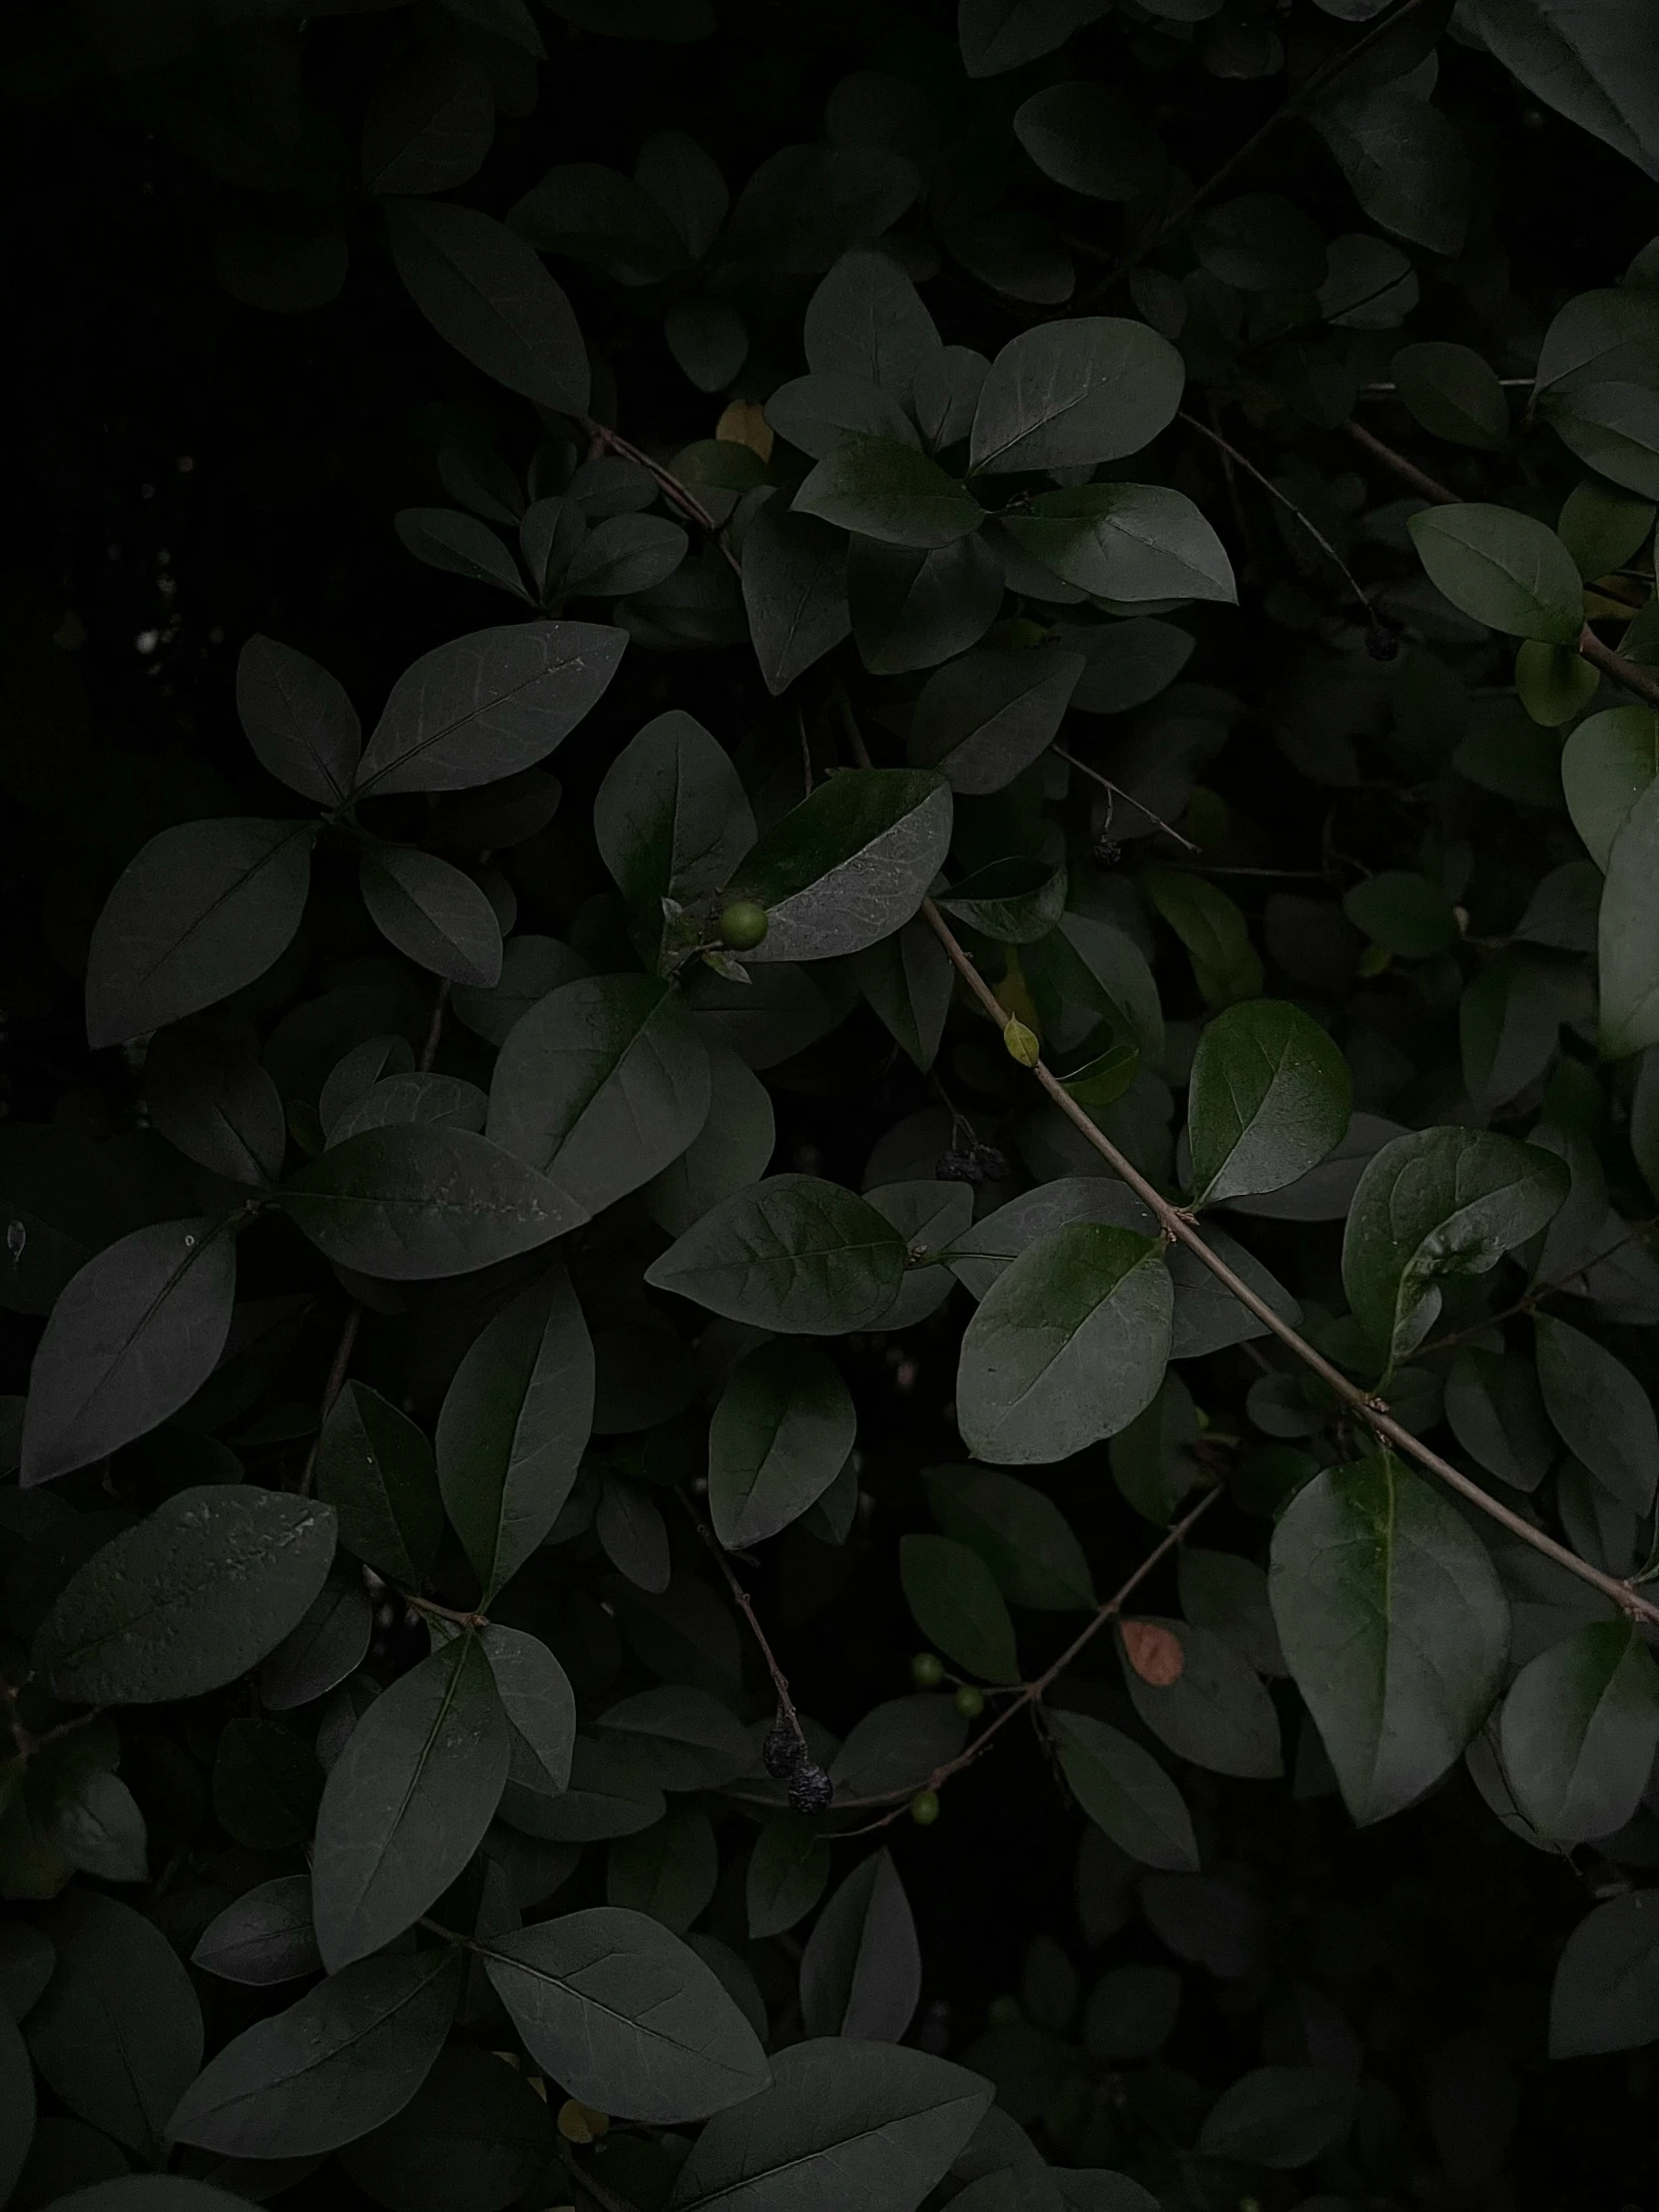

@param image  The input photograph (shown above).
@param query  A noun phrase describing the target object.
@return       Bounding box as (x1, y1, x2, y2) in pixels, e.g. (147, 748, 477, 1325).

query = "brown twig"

(582, 417, 742, 575)
(1577, 626, 1659, 714)
(1085, 0, 1435, 297)
(830, 689, 1659, 1632)
(833, 1491, 1222, 1815)
(679, 1492, 808, 1750)
(1342, 416, 1459, 505)
(1054, 745, 1199, 850)
(299, 1303, 361, 1497)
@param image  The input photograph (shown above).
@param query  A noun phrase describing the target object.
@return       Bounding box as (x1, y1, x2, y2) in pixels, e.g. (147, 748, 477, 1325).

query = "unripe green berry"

(986, 1993, 1024, 2027)
(910, 1651, 944, 1688)
(909, 1789, 940, 1826)
(717, 898, 768, 951)
(953, 1683, 984, 1720)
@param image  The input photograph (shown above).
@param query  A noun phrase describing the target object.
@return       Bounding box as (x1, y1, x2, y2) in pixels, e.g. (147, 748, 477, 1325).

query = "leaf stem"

(581, 418, 742, 575)
(1054, 745, 1199, 849)
(830, 690, 1659, 1631)
(1181, 411, 1378, 625)
(677, 1490, 809, 1752)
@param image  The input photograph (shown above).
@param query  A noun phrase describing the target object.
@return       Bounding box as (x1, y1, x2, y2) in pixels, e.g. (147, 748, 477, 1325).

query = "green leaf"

(260, 1569, 373, 1712)
(1533, 1314, 1657, 1513)
(830, 1695, 968, 1800)
(145, 1029, 285, 1188)
(213, 1717, 322, 1849)
(1045, 1709, 1198, 1871)
(1458, 950, 1567, 1111)
(1561, 705, 1659, 867)
(563, 513, 689, 598)
(937, 856, 1067, 944)
(437, 1269, 594, 1598)
(33, 1484, 335, 1704)
(1341, 1127, 1568, 1366)
(0, 1923, 55, 2019)
(310, 1634, 511, 1969)
(395, 507, 529, 598)
(732, 768, 952, 962)
(352, 622, 626, 797)
(278, 1124, 586, 1280)
(801, 1851, 919, 2042)
(26, 2186, 254, 2212)
(667, 2038, 991, 2212)
(1000, 484, 1237, 606)
(607, 1804, 719, 1932)
(849, 534, 1004, 674)
(708, 1340, 856, 1549)
(1269, 1455, 1510, 1824)
(664, 297, 748, 390)
(969, 318, 1184, 474)
(1406, 504, 1584, 643)
(646, 1175, 904, 1331)
(725, 143, 919, 276)
(27, 1894, 202, 2157)
(502, 1734, 665, 1842)
(454, 934, 591, 1048)
(596, 1685, 753, 1792)
(1542, 379, 1659, 501)
(483, 1906, 770, 2122)
(1013, 81, 1165, 201)
(1549, 1892, 1659, 2059)
(20, 1219, 237, 1485)
(804, 250, 941, 400)
(317, 1381, 442, 1584)
(1178, 1550, 1285, 1676)
(338, 2043, 555, 2212)
(1464, 0, 1659, 183)
(192, 1876, 322, 1986)
(486, 975, 711, 1215)
(956, 1222, 1172, 1465)
(794, 436, 983, 549)
(0, 2004, 34, 2206)
(1598, 779, 1659, 1056)
(922, 1462, 1095, 1611)
(1443, 1349, 1554, 1492)
(1119, 1618, 1282, 1780)
(387, 200, 588, 413)
(85, 819, 314, 1048)
(1312, 85, 1469, 257)
(169, 1946, 462, 2155)
(595, 710, 756, 922)
(907, 647, 1083, 796)
(483, 1624, 578, 1797)
(1187, 1000, 1352, 1207)
(900, 1533, 1019, 1682)
(1515, 637, 1600, 728)
(1499, 1620, 1659, 1843)
(237, 633, 361, 805)
(740, 495, 852, 696)
(362, 53, 494, 198)
(1197, 2066, 1356, 2168)
(1342, 869, 1458, 957)
(1143, 870, 1263, 1005)
(360, 846, 504, 988)
(509, 161, 691, 282)
(646, 1041, 778, 1236)
(849, 920, 953, 1073)
(747, 1814, 831, 1939)
(767, 374, 922, 462)
(1065, 617, 1195, 713)
(1391, 341, 1509, 448)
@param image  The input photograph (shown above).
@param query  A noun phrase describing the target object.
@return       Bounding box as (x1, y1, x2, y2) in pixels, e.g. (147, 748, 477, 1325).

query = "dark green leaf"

(1406, 504, 1583, 643)
(1187, 1000, 1352, 1207)
(1118, 1619, 1282, 1780)
(483, 1906, 770, 2122)
(1198, 2066, 1355, 2168)
(747, 1814, 831, 1939)
(801, 1851, 919, 2042)
(1270, 1455, 1510, 1824)
(1342, 1128, 1568, 1366)
(437, 1269, 594, 1598)
(741, 495, 852, 696)
(1312, 86, 1468, 257)
(317, 1381, 442, 1584)
(486, 975, 710, 1215)
(339, 2042, 555, 2212)
(360, 847, 504, 988)
(1598, 779, 1659, 1057)
(733, 768, 951, 962)
(646, 1041, 777, 1236)
(387, 200, 588, 413)
(709, 1340, 856, 1548)
(594, 710, 756, 919)
(1465, 0, 1659, 177)
(1392, 341, 1509, 448)
(1534, 1314, 1657, 1513)
(900, 1534, 1019, 1682)
(907, 648, 1082, 796)
(595, 1685, 754, 1793)
(794, 437, 983, 549)
(85, 820, 314, 1049)
(668, 2038, 991, 2212)
(1499, 1620, 1659, 1842)
(260, 1570, 373, 1712)
(33, 1485, 335, 1703)
(955, 1222, 1172, 1464)
(1560, 705, 1659, 868)
(1001, 483, 1236, 605)
(607, 1804, 719, 1931)
(213, 1717, 323, 1849)
(969, 319, 1185, 474)
(21, 1219, 237, 1485)
(647, 1174, 904, 1333)
(145, 1029, 285, 1187)
(27, 1893, 202, 2157)
(1549, 1892, 1659, 2059)
(353, 622, 626, 797)
(1342, 869, 1458, 957)
(0, 2003, 34, 2205)
(310, 1634, 510, 1969)
(169, 1946, 462, 2156)
(192, 1875, 322, 1986)
(1013, 81, 1165, 200)
(923, 1463, 1095, 1611)
(1046, 1709, 1198, 1872)
(804, 250, 940, 399)
(362, 53, 494, 197)
(278, 1124, 585, 1280)
(767, 374, 921, 462)
(1443, 1350, 1554, 1492)
(849, 534, 1004, 674)
(237, 634, 361, 805)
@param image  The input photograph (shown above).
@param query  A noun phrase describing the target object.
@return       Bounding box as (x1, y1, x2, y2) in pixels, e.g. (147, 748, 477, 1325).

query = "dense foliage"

(4, 2, 1659, 2208)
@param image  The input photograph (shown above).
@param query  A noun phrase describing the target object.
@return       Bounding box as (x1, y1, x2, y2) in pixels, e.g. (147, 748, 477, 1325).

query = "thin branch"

(418, 978, 450, 1073)
(404, 1592, 487, 1631)
(1054, 744, 1199, 849)
(582, 418, 742, 574)
(1577, 626, 1659, 714)
(679, 1492, 809, 1751)
(299, 1304, 360, 1496)
(1426, 1223, 1655, 1356)
(833, 1491, 1222, 1813)
(1362, 379, 1535, 394)
(1342, 416, 1459, 505)
(1084, 0, 1435, 296)
(1181, 411, 1378, 624)
(827, 688, 1659, 1628)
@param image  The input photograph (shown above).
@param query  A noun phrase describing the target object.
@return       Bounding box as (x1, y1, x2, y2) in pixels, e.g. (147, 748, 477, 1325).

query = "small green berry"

(717, 898, 768, 951)
(910, 1651, 945, 1688)
(953, 1683, 984, 1720)
(909, 1789, 940, 1826)
(986, 1993, 1024, 2028)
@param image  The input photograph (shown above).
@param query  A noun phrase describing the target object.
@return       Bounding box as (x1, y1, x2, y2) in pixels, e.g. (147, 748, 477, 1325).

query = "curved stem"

(1182, 411, 1377, 623)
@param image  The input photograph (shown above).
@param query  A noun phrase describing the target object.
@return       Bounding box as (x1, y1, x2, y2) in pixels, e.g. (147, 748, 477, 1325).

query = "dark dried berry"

(1093, 835, 1122, 866)
(974, 1144, 1010, 1183)
(934, 1149, 983, 1185)
(789, 1761, 835, 1814)
(762, 1726, 804, 1780)
(1366, 622, 1400, 662)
